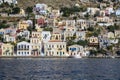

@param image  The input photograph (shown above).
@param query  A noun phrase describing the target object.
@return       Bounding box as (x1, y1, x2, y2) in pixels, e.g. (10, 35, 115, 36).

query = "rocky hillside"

(17, 0, 81, 9)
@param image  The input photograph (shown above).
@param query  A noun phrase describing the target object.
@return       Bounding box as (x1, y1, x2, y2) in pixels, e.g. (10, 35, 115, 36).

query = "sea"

(0, 58, 120, 80)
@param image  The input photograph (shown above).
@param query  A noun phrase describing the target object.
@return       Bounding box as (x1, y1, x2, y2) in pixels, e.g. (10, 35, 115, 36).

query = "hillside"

(17, 0, 81, 9)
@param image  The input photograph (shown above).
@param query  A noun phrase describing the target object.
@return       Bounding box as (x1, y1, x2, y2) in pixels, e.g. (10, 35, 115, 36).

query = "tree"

(77, 40, 88, 47)
(107, 26, 115, 32)
(12, 7, 20, 14)
(26, 6, 33, 14)
(43, 27, 53, 32)
(87, 27, 94, 31)
(90, 50, 97, 56)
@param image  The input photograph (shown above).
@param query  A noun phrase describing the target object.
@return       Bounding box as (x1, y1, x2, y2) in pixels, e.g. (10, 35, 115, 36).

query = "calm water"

(0, 58, 120, 80)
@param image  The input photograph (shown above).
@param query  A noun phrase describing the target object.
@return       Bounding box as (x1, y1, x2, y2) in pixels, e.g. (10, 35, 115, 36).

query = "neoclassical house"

(44, 41, 67, 57)
(30, 31, 42, 56)
(68, 45, 86, 57)
(18, 20, 29, 30)
(1, 43, 14, 56)
(16, 41, 31, 56)
(76, 31, 86, 41)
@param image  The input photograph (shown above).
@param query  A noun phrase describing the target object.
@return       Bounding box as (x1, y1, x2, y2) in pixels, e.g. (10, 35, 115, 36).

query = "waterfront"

(0, 58, 120, 80)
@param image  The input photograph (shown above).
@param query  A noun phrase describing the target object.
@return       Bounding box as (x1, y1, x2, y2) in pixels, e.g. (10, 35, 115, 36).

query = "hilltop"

(17, 0, 82, 9)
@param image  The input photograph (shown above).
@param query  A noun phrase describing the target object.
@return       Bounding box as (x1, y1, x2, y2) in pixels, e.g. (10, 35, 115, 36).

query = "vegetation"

(89, 50, 97, 56)
(107, 24, 120, 32)
(43, 27, 53, 32)
(25, 6, 33, 14)
(12, 7, 20, 14)
(0, 21, 9, 29)
(77, 40, 88, 47)
(60, 6, 87, 17)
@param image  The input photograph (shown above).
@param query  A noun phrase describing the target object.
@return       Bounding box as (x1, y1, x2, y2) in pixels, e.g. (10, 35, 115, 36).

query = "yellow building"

(51, 28, 62, 41)
(30, 32, 42, 56)
(107, 32, 115, 39)
(18, 20, 29, 30)
(44, 41, 67, 57)
(1, 43, 14, 56)
(88, 36, 99, 46)
(51, 33, 62, 41)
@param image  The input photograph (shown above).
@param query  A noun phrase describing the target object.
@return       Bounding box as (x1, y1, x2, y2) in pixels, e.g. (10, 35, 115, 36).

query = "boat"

(111, 56, 115, 59)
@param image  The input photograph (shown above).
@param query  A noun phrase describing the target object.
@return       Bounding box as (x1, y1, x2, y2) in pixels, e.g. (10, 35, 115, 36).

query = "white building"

(0, 0, 17, 4)
(34, 3, 48, 15)
(76, 31, 86, 41)
(16, 41, 32, 56)
(17, 30, 30, 40)
(41, 31, 51, 43)
(68, 45, 87, 57)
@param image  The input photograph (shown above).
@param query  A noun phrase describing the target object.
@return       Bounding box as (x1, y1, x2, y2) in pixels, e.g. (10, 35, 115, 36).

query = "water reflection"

(0, 58, 120, 80)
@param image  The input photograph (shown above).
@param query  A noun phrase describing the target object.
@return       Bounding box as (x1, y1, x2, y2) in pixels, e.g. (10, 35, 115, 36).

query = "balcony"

(58, 48, 62, 50)
(47, 48, 52, 50)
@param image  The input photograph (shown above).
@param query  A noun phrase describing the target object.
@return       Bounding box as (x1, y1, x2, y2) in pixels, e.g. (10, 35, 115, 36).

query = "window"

(63, 45, 64, 48)
(52, 45, 54, 48)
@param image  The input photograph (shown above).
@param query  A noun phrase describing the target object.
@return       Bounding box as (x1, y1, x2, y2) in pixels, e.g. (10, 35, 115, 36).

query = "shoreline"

(0, 56, 120, 58)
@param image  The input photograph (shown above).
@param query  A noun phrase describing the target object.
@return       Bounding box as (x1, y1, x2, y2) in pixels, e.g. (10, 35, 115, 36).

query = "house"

(16, 41, 32, 56)
(68, 45, 87, 57)
(76, 19, 88, 30)
(1, 43, 14, 56)
(64, 31, 75, 41)
(0, 29, 5, 35)
(17, 30, 30, 40)
(34, 3, 48, 15)
(30, 31, 41, 56)
(76, 19, 95, 30)
(18, 20, 29, 30)
(116, 8, 120, 16)
(0, 0, 17, 4)
(51, 28, 62, 41)
(96, 16, 113, 23)
(65, 20, 75, 27)
(41, 31, 51, 43)
(3, 34, 16, 43)
(98, 36, 111, 48)
(115, 30, 120, 38)
(51, 10, 60, 18)
(26, 20, 33, 27)
(88, 36, 99, 46)
(4, 27, 16, 34)
(96, 16, 114, 26)
(87, 7, 100, 15)
(76, 31, 86, 41)
(105, 6, 114, 15)
(37, 17, 46, 27)
(107, 32, 115, 39)
(44, 41, 67, 57)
